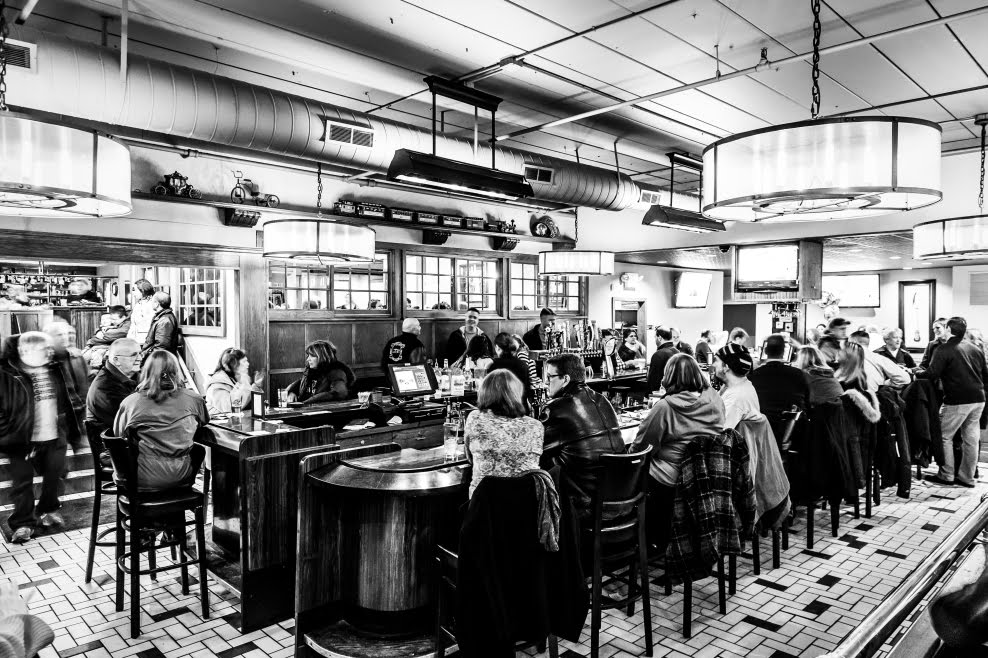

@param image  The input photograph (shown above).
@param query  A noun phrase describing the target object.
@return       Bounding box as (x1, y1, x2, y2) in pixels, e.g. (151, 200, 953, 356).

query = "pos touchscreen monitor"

(387, 363, 439, 398)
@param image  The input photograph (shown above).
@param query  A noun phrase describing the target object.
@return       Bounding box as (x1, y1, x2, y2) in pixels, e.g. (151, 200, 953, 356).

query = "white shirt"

(127, 297, 156, 345)
(862, 351, 911, 393)
(720, 378, 761, 430)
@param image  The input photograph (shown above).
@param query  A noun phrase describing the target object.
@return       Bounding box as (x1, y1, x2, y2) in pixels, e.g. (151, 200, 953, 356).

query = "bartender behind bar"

(522, 307, 556, 350)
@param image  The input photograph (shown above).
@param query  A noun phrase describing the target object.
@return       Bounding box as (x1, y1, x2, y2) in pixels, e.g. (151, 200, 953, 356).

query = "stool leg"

(148, 534, 157, 582)
(717, 555, 727, 615)
(782, 516, 790, 551)
(180, 522, 190, 596)
(807, 503, 815, 550)
(591, 543, 602, 658)
(549, 634, 559, 658)
(683, 578, 692, 639)
(772, 530, 781, 569)
(114, 511, 124, 612)
(729, 554, 736, 595)
(637, 523, 653, 657)
(196, 507, 210, 619)
(85, 483, 101, 583)
(752, 533, 761, 576)
(627, 554, 637, 616)
(832, 501, 840, 537)
(129, 525, 141, 638)
(865, 464, 873, 519)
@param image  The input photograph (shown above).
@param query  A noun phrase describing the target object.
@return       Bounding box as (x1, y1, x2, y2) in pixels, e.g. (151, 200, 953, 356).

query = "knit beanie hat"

(715, 343, 753, 376)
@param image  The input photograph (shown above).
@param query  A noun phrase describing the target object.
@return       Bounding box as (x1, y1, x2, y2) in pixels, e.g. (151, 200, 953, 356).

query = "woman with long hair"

(835, 341, 881, 423)
(794, 344, 844, 406)
(633, 353, 725, 548)
(126, 279, 156, 345)
(488, 333, 534, 404)
(510, 333, 542, 389)
(286, 340, 356, 404)
(464, 334, 494, 373)
(205, 348, 261, 414)
(463, 370, 544, 498)
(113, 351, 209, 491)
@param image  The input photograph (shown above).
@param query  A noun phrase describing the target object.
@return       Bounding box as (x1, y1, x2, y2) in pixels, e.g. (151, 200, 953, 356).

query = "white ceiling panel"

(702, 76, 807, 125)
(873, 28, 988, 96)
(936, 88, 988, 121)
(861, 99, 957, 123)
(827, 0, 935, 36)
(726, 0, 865, 53)
(746, 63, 870, 117)
(817, 47, 926, 105)
(657, 89, 767, 133)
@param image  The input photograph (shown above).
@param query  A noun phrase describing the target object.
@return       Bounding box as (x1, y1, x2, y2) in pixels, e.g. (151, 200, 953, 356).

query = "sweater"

(929, 336, 988, 405)
(634, 386, 726, 486)
(646, 342, 679, 392)
(287, 361, 356, 404)
(748, 361, 811, 415)
(204, 370, 252, 415)
(86, 361, 138, 428)
(464, 410, 544, 498)
(720, 378, 761, 430)
(380, 332, 426, 373)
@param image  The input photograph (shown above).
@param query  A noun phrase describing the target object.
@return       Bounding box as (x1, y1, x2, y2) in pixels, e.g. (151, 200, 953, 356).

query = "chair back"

(766, 408, 803, 454)
(101, 428, 140, 495)
(598, 445, 652, 510)
(84, 420, 109, 475)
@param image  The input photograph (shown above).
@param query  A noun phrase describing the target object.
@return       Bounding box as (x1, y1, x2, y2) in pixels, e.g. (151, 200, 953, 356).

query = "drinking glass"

(231, 400, 243, 418)
(358, 391, 371, 408)
(443, 422, 458, 462)
(277, 388, 288, 407)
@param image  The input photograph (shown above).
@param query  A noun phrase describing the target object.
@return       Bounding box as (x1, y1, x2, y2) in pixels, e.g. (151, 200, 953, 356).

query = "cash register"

(386, 363, 447, 421)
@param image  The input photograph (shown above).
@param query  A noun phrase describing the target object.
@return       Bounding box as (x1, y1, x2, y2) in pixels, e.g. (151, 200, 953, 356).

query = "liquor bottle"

(455, 403, 466, 448)
(450, 362, 466, 396)
(439, 359, 452, 396)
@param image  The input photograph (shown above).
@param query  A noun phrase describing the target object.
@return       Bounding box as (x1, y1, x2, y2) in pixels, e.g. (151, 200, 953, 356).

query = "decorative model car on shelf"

(416, 212, 440, 225)
(440, 215, 464, 228)
(357, 203, 387, 218)
(230, 170, 280, 207)
(151, 171, 203, 199)
(463, 217, 485, 230)
(389, 208, 415, 223)
(530, 215, 559, 238)
(486, 218, 517, 233)
(334, 200, 357, 216)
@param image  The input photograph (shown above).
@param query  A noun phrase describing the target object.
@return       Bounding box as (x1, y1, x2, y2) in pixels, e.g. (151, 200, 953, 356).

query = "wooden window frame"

(177, 267, 225, 337)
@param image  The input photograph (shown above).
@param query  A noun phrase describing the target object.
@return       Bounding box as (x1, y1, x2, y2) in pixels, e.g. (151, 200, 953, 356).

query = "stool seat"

(117, 487, 203, 519)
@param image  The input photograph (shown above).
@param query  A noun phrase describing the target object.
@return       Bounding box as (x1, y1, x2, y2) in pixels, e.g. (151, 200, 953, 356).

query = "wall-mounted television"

(735, 243, 799, 292)
(821, 274, 881, 307)
(674, 271, 712, 308)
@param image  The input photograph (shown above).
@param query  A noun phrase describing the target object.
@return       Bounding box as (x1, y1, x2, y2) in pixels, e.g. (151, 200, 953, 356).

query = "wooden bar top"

(309, 446, 469, 496)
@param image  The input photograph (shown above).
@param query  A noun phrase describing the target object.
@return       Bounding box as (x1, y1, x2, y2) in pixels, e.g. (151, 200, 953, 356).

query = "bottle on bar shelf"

(440, 359, 452, 396)
(450, 362, 466, 397)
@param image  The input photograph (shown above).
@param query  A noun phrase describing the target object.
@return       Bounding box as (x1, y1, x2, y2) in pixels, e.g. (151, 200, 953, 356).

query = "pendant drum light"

(701, 0, 942, 223)
(0, 3, 131, 217)
(262, 163, 375, 263)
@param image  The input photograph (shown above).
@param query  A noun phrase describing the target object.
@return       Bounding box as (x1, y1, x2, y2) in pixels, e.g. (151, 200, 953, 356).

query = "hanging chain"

(316, 162, 323, 214)
(980, 123, 986, 213)
(810, 0, 822, 119)
(0, 0, 9, 111)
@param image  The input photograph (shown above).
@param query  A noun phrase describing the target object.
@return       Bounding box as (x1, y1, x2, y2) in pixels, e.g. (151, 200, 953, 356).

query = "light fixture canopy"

(388, 149, 533, 200)
(701, 116, 942, 222)
(538, 250, 614, 276)
(0, 113, 132, 217)
(913, 216, 988, 261)
(643, 206, 725, 233)
(262, 218, 376, 262)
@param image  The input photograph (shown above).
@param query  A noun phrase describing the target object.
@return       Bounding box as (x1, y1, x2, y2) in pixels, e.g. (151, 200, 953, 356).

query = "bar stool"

(83, 421, 118, 583)
(103, 429, 210, 638)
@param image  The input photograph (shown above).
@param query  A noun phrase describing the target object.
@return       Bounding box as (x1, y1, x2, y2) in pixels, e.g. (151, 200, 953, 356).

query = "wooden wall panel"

(354, 322, 399, 366)
(239, 255, 270, 379)
(270, 323, 306, 370)
(305, 323, 354, 360)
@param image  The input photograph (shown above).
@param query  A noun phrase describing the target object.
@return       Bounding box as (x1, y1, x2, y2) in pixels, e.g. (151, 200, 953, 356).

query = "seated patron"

(113, 351, 209, 492)
(671, 327, 694, 356)
(646, 326, 679, 393)
(522, 307, 556, 351)
(848, 330, 911, 392)
(287, 340, 356, 404)
(510, 333, 542, 389)
(748, 334, 810, 415)
(205, 348, 261, 414)
(618, 328, 646, 362)
(729, 326, 749, 347)
(713, 344, 759, 429)
(874, 327, 916, 369)
(488, 333, 533, 404)
(540, 353, 625, 519)
(86, 339, 141, 467)
(794, 345, 844, 407)
(695, 329, 714, 365)
(633, 353, 725, 548)
(445, 307, 484, 364)
(82, 306, 132, 371)
(381, 318, 426, 373)
(464, 334, 494, 372)
(463, 370, 544, 498)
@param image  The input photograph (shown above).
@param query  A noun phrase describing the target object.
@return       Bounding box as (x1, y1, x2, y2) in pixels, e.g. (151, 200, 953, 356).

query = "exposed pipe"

(119, 0, 127, 84)
(496, 4, 988, 141)
(14, 0, 39, 24)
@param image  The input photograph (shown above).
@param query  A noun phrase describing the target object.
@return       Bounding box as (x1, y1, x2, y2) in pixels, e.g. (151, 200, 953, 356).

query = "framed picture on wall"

(898, 280, 936, 352)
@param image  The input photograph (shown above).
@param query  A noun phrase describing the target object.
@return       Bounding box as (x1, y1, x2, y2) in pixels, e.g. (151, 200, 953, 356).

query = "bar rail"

(821, 493, 988, 658)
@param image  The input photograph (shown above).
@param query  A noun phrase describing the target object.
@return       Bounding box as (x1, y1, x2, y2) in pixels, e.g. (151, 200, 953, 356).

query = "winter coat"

(902, 379, 941, 468)
(646, 342, 680, 392)
(86, 361, 138, 429)
(204, 370, 253, 415)
(287, 361, 356, 404)
(875, 386, 911, 499)
(841, 388, 881, 488)
(141, 308, 181, 360)
(788, 400, 858, 506)
(736, 414, 791, 530)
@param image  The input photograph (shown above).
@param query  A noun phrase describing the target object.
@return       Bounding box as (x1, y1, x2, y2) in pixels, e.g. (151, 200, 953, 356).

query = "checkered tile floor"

(3, 465, 986, 658)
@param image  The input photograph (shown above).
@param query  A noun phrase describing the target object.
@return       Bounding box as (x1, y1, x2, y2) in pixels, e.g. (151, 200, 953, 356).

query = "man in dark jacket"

(749, 333, 810, 415)
(523, 307, 556, 351)
(540, 353, 625, 520)
(671, 327, 694, 357)
(0, 332, 85, 543)
(86, 339, 141, 467)
(926, 316, 988, 487)
(874, 327, 916, 369)
(381, 318, 426, 374)
(695, 329, 714, 365)
(919, 317, 949, 371)
(141, 292, 180, 364)
(647, 326, 679, 393)
(444, 307, 483, 364)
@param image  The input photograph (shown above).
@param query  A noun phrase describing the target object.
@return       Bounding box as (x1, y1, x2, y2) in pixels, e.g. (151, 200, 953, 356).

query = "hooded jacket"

(736, 414, 791, 529)
(204, 370, 252, 415)
(634, 386, 725, 486)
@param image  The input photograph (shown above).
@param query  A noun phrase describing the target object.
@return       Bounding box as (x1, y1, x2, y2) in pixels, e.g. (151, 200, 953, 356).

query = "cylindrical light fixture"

(538, 250, 614, 276)
(702, 116, 942, 222)
(913, 216, 988, 260)
(262, 219, 376, 262)
(0, 113, 132, 217)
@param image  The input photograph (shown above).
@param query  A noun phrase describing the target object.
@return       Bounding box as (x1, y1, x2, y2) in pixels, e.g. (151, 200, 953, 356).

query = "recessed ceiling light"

(890, 256, 901, 260)
(903, 266, 913, 270)
(657, 260, 668, 264)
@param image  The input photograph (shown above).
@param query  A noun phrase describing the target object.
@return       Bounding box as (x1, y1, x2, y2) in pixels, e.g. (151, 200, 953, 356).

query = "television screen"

(735, 244, 799, 291)
(674, 271, 712, 308)
(821, 274, 880, 308)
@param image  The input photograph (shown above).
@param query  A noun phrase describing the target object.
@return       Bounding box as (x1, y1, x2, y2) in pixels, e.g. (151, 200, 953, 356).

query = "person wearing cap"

(381, 318, 427, 374)
(646, 326, 679, 393)
(712, 343, 759, 430)
(817, 317, 850, 368)
(522, 307, 556, 351)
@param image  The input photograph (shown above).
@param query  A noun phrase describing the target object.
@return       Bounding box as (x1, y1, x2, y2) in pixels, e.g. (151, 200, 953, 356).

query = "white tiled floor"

(3, 465, 985, 658)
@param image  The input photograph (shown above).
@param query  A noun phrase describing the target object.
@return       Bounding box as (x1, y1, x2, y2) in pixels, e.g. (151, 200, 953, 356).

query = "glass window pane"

(568, 281, 579, 297)
(370, 273, 386, 291)
(407, 293, 421, 310)
(213, 308, 222, 325)
(406, 256, 420, 274)
(439, 275, 452, 292)
(424, 276, 438, 292)
(511, 295, 524, 310)
(523, 280, 535, 296)
(438, 258, 452, 275)
(352, 291, 370, 309)
(407, 275, 421, 292)
(422, 257, 436, 274)
(484, 261, 497, 277)
(510, 262, 522, 277)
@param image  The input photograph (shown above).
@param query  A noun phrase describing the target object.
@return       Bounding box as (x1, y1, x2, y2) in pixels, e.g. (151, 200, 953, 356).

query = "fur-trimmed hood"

(842, 388, 881, 423)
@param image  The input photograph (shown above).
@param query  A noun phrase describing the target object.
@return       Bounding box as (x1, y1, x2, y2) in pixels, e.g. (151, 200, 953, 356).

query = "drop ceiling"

(25, 0, 988, 196)
(618, 230, 988, 272)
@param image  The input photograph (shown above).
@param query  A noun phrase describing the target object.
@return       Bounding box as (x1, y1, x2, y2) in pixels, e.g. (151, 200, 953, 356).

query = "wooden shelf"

(132, 192, 575, 245)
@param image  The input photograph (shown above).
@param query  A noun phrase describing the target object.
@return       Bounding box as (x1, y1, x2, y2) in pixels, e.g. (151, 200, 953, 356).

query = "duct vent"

(325, 120, 374, 148)
(640, 189, 663, 205)
(524, 165, 554, 184)
(4, 40, 36, 71)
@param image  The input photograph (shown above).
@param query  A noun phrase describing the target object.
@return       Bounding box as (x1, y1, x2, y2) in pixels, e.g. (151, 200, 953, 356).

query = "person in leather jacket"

(540, 352, 626, 520)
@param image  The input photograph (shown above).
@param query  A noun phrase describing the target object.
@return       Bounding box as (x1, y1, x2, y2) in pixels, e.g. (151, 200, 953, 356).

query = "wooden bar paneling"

(239, 254, 270, 382)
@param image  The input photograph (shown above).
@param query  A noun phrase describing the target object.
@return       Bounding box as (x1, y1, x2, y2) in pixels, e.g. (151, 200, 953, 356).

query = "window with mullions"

(405, 254, 498, 312)
(509, 264, 583, 313)
(268, 252, 390, 311)
(178, 268, 224, 336)
(510, 262, 538, 311)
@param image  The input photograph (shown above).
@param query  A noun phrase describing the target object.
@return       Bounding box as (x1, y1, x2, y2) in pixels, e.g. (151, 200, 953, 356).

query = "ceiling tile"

(872, 27, 988, 97)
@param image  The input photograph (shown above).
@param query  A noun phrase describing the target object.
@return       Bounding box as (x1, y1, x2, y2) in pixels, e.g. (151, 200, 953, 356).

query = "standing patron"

(126, 279, 157, 346)
(141, 292, 180, 364)
(445, 307, 484, 364)
(646, 326, 679, 393)
(523, 307, 556, 351)
(382, 318, 426, 373)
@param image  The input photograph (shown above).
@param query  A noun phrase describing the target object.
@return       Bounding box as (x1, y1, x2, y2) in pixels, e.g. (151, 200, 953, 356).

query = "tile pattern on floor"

(2, 466, 986, 658)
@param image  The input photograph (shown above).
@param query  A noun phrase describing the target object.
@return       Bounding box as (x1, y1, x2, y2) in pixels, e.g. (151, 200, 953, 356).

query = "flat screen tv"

(735, 243, 799, 292)
(821, 274, 881, 308)
(674, 271, 712, 308)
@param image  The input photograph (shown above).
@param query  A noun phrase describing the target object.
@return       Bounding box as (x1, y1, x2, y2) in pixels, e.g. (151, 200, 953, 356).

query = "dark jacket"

(666, 429, 756, 584)
(380, 332, 426, 374)
(875, 386, 911, 499)
(85, 318, 132, 349)
(674, 341, 694, 357)
(929, 336, 988, 405)
(749, 361, 811, 415)
(457, 470, 587, 657)
(445, 327, 484, 364)
(695, 341, 713, 365)
(489, 356, 534, 402)
(86, 361, 138, 429)
(874, 345, 916, 369)
(647, 342, 679, 392)
(523, 324, 551, 351)
(803, 367, 844, 407)
(902, 379, 941, 468)
(142, 308, 180, 359)
(540, 383, 625, 518)
(287, 361, 356, 404)
(919, 339, 943, 370)
(787, 400, 858, 506)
